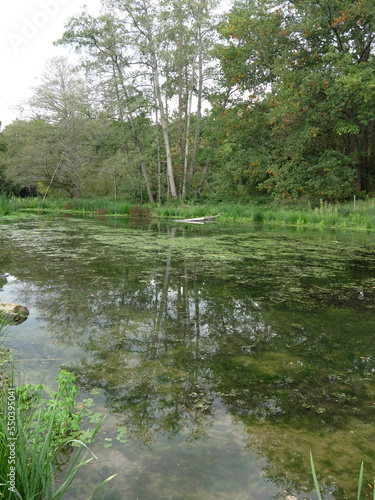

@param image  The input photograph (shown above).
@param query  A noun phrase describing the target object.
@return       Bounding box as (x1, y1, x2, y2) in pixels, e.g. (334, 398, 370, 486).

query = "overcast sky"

(0, 0, 232, 129)
(0, 0, 102, 128)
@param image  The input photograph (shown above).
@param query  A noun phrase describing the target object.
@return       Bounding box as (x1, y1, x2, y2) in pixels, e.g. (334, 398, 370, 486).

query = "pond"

(0, 216, 375, 499)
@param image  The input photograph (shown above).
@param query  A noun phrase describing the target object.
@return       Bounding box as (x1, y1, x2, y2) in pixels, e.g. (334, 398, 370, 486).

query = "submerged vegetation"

(1, 217, 375, 498)
(310, 453, 375, 500)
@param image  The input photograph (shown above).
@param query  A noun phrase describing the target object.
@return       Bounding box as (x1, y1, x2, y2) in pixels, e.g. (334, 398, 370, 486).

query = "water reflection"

(0, 217, 375, 499)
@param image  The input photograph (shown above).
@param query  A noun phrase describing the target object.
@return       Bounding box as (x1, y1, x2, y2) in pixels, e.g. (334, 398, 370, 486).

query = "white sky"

(0, 0, 232, 129)
(0, 0, 102, 128)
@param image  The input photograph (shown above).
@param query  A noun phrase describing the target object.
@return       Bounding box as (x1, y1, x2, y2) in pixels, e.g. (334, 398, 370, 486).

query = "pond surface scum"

(0, 216, 375, 499)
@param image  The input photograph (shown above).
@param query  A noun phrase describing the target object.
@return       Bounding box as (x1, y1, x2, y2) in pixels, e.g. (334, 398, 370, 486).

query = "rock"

(0, 302, 29, 324)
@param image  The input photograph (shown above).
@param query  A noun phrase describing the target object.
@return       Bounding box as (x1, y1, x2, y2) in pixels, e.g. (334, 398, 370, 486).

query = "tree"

(102, 0, 178, 198)
(28, 57, 96, 197)
(3, 58, 130, 200)
(2, 119, 60, 195)
(0, 121, 20, 195)
(57, 11, 158, 203)
(216, 0, 375, 200)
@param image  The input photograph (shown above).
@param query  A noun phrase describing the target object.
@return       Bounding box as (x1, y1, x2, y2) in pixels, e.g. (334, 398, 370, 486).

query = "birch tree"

(57, 12, 155, 202)
(104, 0, 178, 198)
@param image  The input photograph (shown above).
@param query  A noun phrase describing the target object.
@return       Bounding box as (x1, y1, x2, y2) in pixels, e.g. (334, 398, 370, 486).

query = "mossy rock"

(0, 302, 29, 324)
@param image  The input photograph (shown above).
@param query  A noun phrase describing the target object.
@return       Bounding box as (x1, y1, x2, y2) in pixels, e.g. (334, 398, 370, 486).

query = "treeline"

(1, 0, 375, 205)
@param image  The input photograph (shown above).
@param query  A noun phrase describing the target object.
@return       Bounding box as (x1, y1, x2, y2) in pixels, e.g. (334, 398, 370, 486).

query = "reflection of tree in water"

(66, 249, 221, 445)
(58, 249, 375, 496)
(63, 270, 375, 494)
(2, 219, 375, 497)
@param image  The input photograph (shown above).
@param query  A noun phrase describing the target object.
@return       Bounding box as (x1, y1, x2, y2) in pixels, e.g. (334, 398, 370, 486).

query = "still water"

(1, 216, 375, 499)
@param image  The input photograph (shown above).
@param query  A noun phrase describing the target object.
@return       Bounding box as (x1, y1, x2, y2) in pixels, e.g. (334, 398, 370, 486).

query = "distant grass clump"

(264, 210, 276, 222)
(119, 202, 131, 215)
(0, 194, 18, 217)
(365, 217, 374, 230)
(298, 212, 310, 225)
(252, 210, 264, 223)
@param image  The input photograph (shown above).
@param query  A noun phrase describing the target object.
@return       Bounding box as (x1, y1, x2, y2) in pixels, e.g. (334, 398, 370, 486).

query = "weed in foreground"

(0, 365, 115, 499)
(310, 451, 374, 500)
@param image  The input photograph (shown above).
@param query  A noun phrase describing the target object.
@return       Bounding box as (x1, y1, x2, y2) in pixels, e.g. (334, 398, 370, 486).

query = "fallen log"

(174, 214, 220, 223)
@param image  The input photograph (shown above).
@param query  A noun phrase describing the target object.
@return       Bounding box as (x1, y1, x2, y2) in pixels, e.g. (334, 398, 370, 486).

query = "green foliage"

(216, 0, 375, 201)
(2, 0, 375, 203)
(0, 128, 21, 197)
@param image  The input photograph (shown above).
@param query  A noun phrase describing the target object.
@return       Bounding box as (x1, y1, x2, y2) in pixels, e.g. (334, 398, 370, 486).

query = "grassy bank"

(1, 194, 375, 230)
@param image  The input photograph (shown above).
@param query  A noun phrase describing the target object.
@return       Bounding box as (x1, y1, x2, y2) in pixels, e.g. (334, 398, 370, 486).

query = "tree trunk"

(151, 54, 178, 199)
(197, 159, 209, 197)
(190, 24, 203, 184)
(182, 4, 202, 196)
(114, 57, 154, 203)
(43, 153, 64, 201)
(178, 0, 183, 159)
(351, 134, 361, 193)
(111, 60, 136, 192)
(182, 50, 198, 196)
(114, 168, 118, 201)
(154, 78, 162, 206)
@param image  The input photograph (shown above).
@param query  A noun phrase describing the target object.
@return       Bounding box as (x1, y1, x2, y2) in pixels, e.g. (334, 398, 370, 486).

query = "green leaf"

(310, 451, 322, 500)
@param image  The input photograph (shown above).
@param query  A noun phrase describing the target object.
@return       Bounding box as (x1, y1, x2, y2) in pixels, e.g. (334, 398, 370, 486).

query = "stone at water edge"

(0, 303, 29, 324)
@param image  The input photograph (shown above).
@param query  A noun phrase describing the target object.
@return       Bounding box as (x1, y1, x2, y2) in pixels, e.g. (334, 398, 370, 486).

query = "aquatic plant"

(0, 325, 115, 500)
(310, 452, 374, 500)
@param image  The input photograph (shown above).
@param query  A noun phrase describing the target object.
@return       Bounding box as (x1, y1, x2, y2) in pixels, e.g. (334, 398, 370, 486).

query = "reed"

(310, 451, 374, 500)
(2, 196, 375, 231)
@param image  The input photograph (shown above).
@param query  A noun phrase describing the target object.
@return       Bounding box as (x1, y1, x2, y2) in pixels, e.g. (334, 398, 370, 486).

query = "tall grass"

(0, 194, 18, 217)
(0, 400, 113, 499)
(2, 195, 375, 230)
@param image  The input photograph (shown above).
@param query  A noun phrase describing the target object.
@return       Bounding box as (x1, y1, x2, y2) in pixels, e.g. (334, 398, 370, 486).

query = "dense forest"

(1, 0, 375, 205)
